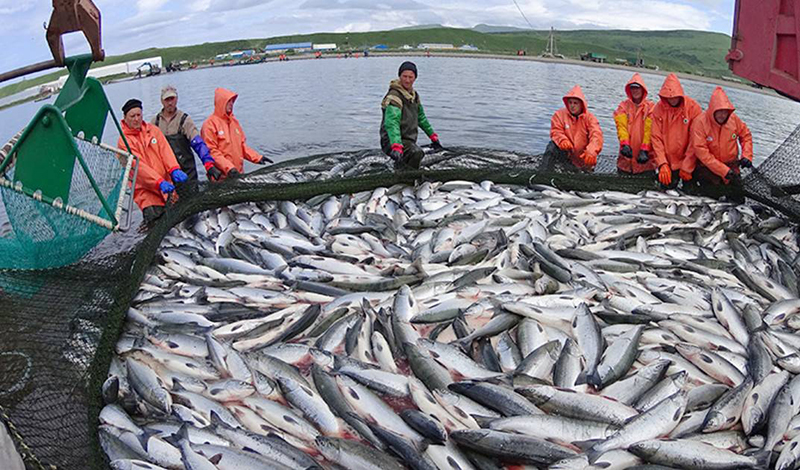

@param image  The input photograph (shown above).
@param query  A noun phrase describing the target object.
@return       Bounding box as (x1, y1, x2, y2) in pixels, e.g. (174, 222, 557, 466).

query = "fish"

(103, 180, 800, 470)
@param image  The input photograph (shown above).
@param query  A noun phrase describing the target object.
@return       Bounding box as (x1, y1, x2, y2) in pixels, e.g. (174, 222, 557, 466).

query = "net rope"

(0, 122, 797, 469)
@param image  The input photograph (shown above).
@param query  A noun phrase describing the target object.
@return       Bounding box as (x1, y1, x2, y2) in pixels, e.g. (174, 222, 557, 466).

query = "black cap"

(398, 61, 417, 78)
(122, 99, 142, 115)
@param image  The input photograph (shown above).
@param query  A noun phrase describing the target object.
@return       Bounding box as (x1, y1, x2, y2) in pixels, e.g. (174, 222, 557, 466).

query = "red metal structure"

(728, 0, 800, 100)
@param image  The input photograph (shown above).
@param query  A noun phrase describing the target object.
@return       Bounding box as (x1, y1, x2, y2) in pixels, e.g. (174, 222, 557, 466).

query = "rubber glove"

(726, 169, 742, 185)
(740, 158, 753, 169)
(228, 168, 240, 178)
(679, 170, 693, 182)
(620, 145, 633, 158)
(171, 169, 188, 184)
(390, 143, 404, 162)
(559, 140, 574, 152)
(158, 180, 175, 194)
(582, 152, 597, 166)
(259, 156, 274, 165)
(430, 134, 444, 151)
(637, 150, 650, 164)
(204, 162, 222, 181)
(658, 164, 672, 186)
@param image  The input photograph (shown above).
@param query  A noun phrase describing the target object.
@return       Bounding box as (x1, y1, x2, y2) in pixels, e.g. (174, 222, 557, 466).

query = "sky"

(0, 0, 735, 73)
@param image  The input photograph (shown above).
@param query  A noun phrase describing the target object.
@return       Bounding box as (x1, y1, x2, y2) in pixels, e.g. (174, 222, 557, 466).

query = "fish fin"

(573, 439, 601, 452)
(209, 453, 223, 465)
(753, 450, 772, 469)
(172, 378, 187, 392)
(574, 371, 588, 386)
(209, 410, 229, 428)
(164, 423, 187, 446)
(585, 370, 602, 388)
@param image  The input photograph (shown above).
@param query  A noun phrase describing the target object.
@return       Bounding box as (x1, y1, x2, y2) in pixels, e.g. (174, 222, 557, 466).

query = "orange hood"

(562, 85, 588, 115)
(625, 73, 648, 102)
(214, 88, 238, 119)
(707, 86, 735, 115)
(658, 73, 686, 100)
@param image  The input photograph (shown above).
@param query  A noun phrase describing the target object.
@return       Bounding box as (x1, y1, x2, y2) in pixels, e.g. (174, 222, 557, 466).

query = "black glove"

(726, 169, 742, 185)
(431, 140, 444, 151)
(207, 166, 222, 182)
(740, 158, 753, 169)
(260, 156, 274, 165)
(620, 145, 633, 158)
(390, 149, 403, 162)
(228, 168, 240, 179)
(637, 150, 650, 164)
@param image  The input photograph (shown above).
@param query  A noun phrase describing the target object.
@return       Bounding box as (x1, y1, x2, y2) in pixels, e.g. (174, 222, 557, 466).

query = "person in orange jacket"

(651, 73, 703, 188)
(683, 86, 753, 185)
(117, 99, 188, 223)
(614, 74, 655, 174)
(201, 88, 272, 178)
(546, 85, 604, 170)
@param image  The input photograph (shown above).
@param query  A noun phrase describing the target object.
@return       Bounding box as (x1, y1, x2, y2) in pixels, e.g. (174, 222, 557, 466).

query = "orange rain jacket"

(651, 74, 703, 171)
(201, 88, 263, 175)
(684, 86, 753, 179)
(550, 85, 604, 169)
(614, 73, 656, 174)
(118, 121, 181, 210)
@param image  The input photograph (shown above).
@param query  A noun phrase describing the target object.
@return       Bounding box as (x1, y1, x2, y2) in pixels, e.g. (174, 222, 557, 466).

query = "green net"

(0, 136, 127, 271)
(0, 123, 792, 469)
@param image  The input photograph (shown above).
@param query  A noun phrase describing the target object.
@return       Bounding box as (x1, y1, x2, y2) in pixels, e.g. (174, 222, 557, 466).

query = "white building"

(418, 43, 455, 50)
(459, 45, 479, 51)
(401, 45, 414, 50)
(313, 44, 337, 51)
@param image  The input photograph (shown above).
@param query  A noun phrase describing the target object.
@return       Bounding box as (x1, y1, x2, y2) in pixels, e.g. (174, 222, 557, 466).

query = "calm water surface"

(2, 57, 799, 166)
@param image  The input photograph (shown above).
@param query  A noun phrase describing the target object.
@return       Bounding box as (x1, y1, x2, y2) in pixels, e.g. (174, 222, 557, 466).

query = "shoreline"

(0, 50, 782, 111)
(185, 50, 780, 99)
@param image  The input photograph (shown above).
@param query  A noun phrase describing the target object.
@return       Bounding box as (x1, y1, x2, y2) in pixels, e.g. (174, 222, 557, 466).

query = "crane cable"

(512, 0, 535, 29)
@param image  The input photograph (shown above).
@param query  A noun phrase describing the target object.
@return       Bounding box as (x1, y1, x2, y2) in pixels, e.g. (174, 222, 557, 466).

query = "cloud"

(301, 0, 428, 11)
(0, 0, 734, 73)
(0, 0, 34, 15)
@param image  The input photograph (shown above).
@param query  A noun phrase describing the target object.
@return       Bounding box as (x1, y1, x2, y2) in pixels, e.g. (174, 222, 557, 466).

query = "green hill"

(0, 27, 732, 100)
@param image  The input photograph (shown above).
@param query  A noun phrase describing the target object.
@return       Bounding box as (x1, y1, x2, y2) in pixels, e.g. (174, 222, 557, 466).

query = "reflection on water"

(1, 57, 799, 166)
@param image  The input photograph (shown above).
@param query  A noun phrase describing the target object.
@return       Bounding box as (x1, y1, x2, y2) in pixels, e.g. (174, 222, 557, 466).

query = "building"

(580, 52, 607, 63)
(263, 42, 313, 54)
(371, 44, 389, 50)
(313, 44, 337, 51)
(401, 45, 414, 50)
(222, 50, 256, 60)
(459, 45, 479, 51)
(418, 43, 455, 50)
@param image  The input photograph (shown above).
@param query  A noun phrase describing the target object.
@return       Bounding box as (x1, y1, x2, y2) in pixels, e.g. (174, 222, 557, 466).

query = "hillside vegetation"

(0, 27, 732, 99)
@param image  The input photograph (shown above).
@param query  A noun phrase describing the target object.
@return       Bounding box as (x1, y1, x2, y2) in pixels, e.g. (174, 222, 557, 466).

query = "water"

(1, 56, 799, 166)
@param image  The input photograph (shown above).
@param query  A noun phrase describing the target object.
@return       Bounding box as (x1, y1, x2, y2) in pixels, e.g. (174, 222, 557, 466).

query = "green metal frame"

(0, 54, 135, 229)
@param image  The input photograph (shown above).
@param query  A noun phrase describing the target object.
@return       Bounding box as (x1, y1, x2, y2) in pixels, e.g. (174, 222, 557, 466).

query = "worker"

(613, 74, 655, 174)
(118, 99, 188, 223)
(201, 88, 273, 178)
(545, 85, 603, 170)
(683, 86, 753, 185)
(651, 73, 703, 188)
(151, 85, 222, 189)
(380, 61, 443, 170)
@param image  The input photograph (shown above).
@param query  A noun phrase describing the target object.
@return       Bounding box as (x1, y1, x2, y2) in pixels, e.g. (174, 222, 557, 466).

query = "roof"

(264, 42, 313, 51)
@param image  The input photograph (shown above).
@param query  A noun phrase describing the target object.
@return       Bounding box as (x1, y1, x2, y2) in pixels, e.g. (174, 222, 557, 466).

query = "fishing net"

(0, 133, 129, 271)
(0, 122, 795, 469)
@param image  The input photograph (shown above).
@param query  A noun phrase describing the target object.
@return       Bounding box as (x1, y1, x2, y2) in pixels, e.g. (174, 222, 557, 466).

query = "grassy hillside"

(0, 27, 732, 99)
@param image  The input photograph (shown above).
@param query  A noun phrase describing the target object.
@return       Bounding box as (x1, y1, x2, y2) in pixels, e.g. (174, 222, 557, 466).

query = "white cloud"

(0, 0, 34, 15)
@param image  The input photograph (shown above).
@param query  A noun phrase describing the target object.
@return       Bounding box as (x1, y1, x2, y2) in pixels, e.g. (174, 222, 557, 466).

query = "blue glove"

(159, 180, 175, 194)
(171, 169, 188, 184)
(190, 135, 214, 165)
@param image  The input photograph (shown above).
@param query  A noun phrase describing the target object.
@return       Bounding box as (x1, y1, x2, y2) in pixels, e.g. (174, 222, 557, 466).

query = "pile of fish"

(101, 180, 800, 470)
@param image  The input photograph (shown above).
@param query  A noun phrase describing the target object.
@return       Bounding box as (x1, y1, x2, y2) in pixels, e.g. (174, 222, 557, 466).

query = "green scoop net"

(0, 54, 137, 270)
